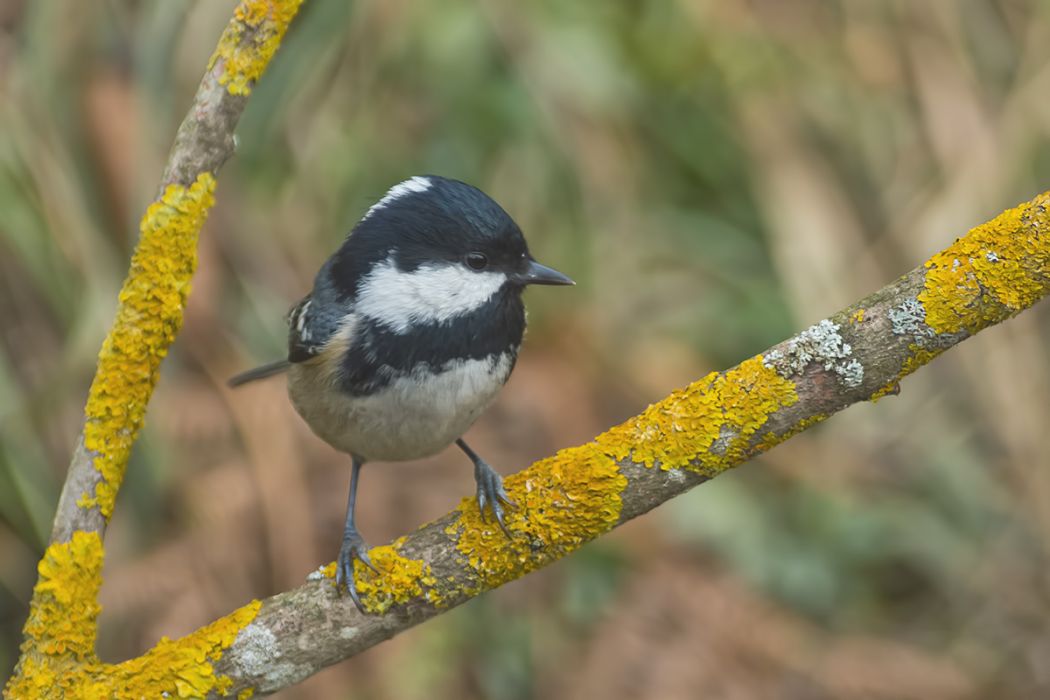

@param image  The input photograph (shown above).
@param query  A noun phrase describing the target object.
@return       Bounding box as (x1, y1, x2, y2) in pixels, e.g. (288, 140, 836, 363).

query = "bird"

(228, 175, 574, 611)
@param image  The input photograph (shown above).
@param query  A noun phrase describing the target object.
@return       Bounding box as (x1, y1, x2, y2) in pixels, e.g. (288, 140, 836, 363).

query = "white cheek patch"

(355, 257, 506, 333)
(361, 176, 432, 221)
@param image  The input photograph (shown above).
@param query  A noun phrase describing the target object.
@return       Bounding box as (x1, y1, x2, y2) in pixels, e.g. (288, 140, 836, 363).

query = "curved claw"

(474, 460, 516, 539)
(335, 529, 375, 613)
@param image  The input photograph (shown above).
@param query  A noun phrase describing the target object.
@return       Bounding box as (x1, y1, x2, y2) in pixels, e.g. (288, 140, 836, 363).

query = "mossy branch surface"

(208, 193, 1050, 696)
(5, 2, 304, 698)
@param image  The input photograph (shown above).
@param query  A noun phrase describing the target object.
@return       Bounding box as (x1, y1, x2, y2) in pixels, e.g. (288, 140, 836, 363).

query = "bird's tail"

(227, 360, 291, 388)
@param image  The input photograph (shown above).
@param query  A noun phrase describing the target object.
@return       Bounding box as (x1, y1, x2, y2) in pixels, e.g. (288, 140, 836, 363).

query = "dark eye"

(464, 252, 489, 271)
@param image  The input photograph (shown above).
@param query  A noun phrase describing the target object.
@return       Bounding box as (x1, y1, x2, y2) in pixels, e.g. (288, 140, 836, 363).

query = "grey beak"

(517, 259, 575, 286)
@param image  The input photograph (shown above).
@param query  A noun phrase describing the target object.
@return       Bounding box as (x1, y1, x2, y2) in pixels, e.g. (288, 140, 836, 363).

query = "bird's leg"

(456, 438, 516, 538)
(336, 456, 377, 613)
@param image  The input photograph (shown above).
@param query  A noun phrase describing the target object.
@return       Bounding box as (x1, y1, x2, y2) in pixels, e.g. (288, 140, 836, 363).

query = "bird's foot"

(335, 527, 378, 613)
(474, 459, 516, 539)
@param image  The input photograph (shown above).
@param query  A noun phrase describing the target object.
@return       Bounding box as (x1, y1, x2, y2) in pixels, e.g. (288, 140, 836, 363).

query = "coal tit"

(229, 175, 573, 610)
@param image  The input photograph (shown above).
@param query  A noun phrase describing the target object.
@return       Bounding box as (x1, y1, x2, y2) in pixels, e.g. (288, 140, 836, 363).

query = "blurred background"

(2, 1, 1050, 697)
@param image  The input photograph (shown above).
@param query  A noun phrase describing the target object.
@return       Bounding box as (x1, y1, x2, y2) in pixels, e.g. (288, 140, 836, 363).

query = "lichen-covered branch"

(207, 193, 1050, 696)
(52, 0, 303, 547)
(5, 2, 304, 698)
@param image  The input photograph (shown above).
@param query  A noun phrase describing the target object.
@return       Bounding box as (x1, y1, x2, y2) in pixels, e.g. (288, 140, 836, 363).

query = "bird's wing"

(287, 294, 332, 363)
(227, 293, 335, 388)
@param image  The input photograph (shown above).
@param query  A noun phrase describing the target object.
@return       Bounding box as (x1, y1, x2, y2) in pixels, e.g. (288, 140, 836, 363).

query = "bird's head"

(329, 176, 572, 331)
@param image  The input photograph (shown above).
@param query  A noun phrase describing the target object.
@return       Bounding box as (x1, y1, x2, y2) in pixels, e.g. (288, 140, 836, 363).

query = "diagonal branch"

(210, 193, 1050, 695)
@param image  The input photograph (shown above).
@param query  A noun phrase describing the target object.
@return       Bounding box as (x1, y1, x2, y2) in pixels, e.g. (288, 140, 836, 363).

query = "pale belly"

(288, 354, 514, 462)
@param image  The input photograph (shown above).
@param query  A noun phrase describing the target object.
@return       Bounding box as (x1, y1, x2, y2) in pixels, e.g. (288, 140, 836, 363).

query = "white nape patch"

(361, 176, 432, 220)
(355, 256, 506, 333)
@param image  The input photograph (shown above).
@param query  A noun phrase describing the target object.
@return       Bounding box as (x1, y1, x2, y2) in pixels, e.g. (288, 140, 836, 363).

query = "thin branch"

(211, 193, 1050, 695)
(5, 2, 304, 698)
(50, 0, 303, 546)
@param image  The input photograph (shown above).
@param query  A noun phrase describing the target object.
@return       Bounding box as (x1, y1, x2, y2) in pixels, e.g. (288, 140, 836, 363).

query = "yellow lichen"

(5, 529, 260, 698)
(6, 3, 305, 695)
(354, 539, 442, 614)
(238, 689, 255, 700)
(444, 355, 795, 594)
(314, 541, 444, 613)
(78, 173, 217, 520)
(7, 556, 260, 699)
(105, 600, 261, 698)
(17, 532, 104, 666)
(209, 0, 305, 96)
(597, 355, 799, 477)
(756, 414, 828, 452)
(851, 308, 865, 324)
(449, 442, 628, 592)
(869, 344, 942, 403)
(868, 380, 899, 402)
(918, 194, 1050, 335)
(900, 344, 942, 377)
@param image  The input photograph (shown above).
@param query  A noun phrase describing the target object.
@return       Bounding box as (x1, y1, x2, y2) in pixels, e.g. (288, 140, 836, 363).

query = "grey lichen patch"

(838, 358, 864, 388)
(889, 298, 935, 340)
(764, 319, 864, 389)
(265, 662, 316, 688)
(664, 468, 687, 483)
(230, 622, 280, 678)
(709, 424, 739, 456)
(228, 622, 318, 692)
